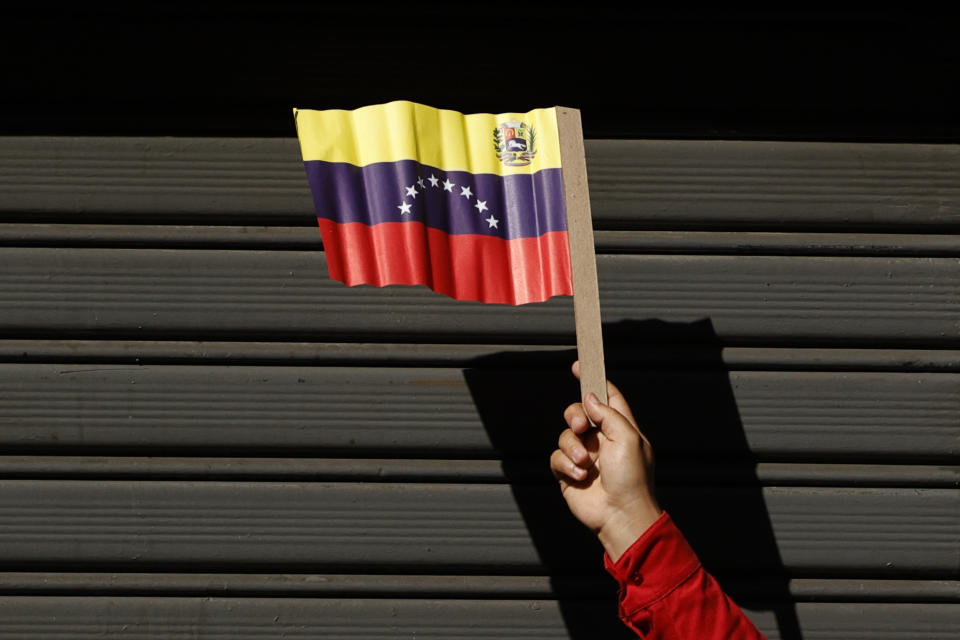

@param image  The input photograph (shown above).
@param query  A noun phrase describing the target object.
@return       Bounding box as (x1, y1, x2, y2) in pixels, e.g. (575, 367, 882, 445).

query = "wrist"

(597, 500, 663, 563)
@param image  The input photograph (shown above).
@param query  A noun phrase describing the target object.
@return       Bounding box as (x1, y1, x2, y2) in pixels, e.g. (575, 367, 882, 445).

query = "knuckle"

(551, 449, 567, 466)
(564, 402, 583, 417)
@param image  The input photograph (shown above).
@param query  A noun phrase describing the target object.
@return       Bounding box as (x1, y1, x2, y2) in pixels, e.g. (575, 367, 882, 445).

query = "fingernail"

(585, 392, 599, 407)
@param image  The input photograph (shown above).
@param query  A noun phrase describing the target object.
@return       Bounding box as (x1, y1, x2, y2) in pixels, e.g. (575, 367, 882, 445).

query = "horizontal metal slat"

(1, 572, 956, 602)
(0, 457, 955, 488)
(2, 340, 959, 372)
(0, 481, 955, 575)
(0, 137, 313, 222)
(1, 248, 956, 344)
(0, 597, 956, 639)
(589, 140, 960, 230)
(1, 365, 955, 460)
(1, 137, 957, 230)
(0, 224, 324, 249)
(2, 224, 959, 257)
(595, 230, 960, 257)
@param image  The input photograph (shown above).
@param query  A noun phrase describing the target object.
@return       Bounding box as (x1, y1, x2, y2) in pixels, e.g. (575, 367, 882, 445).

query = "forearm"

(605, 512, 767, 640)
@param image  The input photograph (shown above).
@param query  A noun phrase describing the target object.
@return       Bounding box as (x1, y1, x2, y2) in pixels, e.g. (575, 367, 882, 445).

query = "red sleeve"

(603, 511, 768, 640)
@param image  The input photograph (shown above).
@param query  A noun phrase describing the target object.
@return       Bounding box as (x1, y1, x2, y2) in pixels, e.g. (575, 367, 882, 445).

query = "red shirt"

(604, 511, 768, 639)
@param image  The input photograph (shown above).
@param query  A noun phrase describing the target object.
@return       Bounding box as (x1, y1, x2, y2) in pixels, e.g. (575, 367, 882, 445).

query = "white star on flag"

(485, 215, 499, 229)
(417, 177, 426, 189)
(405, 185, 418, 198)
(398, 201, 412, 215)
(474, 200, 488, 213)
(460, 186, 473, 199)
(428, 174, 440, 187)
(442, 179, 455, 192)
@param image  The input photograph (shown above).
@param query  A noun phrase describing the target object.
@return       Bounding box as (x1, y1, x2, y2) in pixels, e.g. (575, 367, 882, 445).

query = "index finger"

(563, 402, 592, 435)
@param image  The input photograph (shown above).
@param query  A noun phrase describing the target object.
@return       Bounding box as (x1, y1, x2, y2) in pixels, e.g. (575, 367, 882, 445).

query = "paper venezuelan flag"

(293, 100, 573, 305)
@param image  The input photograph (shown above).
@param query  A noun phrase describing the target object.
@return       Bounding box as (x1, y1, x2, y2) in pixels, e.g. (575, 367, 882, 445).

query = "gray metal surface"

(0, 481, 955, 574)
(0, 597, 956, 639)
(0, 457, 955, 487)
(1, 365, 955, 458)
(1, 137, 958, 229)
(3, 224, 959, 257)
(1, 136, 958, 639)
(1, 573, 957, 601)
(3, 340, 959, 370)
(1, 248, 957, 343)
(587, 140, 960, 229)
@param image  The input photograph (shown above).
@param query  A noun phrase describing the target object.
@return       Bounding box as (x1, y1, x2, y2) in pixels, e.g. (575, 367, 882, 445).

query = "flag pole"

(556, 107, 607, 407)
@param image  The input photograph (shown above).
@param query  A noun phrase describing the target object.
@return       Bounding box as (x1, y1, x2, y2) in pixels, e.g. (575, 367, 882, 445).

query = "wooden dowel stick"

(556, 106, 607, 407)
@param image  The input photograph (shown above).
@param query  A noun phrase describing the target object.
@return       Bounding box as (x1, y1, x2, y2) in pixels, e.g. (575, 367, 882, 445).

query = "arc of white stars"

(400, 172, 499, 230)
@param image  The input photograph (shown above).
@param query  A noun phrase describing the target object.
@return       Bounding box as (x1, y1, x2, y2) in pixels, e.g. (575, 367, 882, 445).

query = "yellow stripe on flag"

(293, 100, 562, 175)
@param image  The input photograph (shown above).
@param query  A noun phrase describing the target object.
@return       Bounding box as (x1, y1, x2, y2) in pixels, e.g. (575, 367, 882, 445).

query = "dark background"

(2, 3, 958, 141)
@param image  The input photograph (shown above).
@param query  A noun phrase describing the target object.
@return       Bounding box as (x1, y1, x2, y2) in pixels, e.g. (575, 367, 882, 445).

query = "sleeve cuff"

(603, 511, 703, 609)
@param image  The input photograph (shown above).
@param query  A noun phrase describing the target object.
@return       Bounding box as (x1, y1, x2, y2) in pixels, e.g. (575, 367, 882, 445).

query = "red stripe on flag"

(318, 219, 573, 305)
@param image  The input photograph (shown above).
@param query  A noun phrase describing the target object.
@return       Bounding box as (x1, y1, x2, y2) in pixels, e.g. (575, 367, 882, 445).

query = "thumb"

(584, 392, 635, 441)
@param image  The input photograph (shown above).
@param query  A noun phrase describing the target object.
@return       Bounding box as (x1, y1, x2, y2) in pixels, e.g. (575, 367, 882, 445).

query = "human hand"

(550, 361, 662, 562)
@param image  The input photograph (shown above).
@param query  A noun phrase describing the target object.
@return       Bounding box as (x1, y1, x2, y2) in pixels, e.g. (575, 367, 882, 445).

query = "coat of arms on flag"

(292, 100, 572, 305)
(494, 119, 537, 166)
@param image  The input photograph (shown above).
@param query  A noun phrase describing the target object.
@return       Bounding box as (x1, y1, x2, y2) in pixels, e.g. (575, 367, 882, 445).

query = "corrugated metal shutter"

(0, 136, 956, 639)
